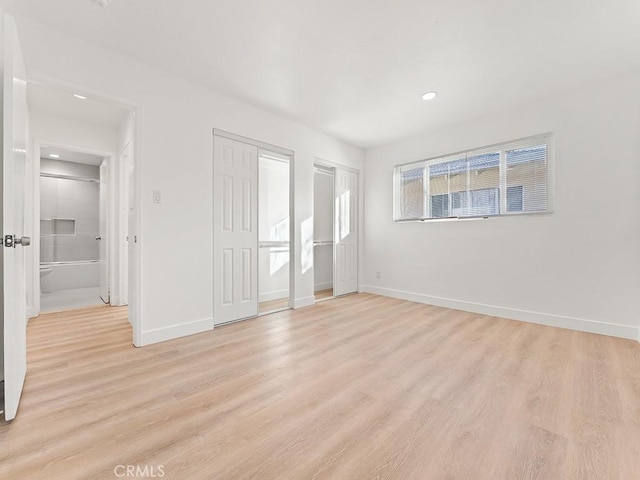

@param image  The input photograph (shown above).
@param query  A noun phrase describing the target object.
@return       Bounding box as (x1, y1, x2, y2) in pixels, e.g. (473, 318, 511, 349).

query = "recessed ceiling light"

(49, 154, 60, 158)
(73, 94, 87, 100)
(421, 91, 438, 101)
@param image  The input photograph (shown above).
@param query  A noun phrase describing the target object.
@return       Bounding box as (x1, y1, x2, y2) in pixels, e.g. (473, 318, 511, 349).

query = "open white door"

(334, 168, 358, 296)
(2, 16, 29, 421)
(120, 144, 130, 306)
(213, 135, 258, 325)
(126, 142, 138, 337)
(98, 159, 109, 303)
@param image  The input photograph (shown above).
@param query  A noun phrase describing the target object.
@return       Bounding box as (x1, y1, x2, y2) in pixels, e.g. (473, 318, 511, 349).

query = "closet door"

(334, 168, 358, 296)
(213, 135, 258, 325)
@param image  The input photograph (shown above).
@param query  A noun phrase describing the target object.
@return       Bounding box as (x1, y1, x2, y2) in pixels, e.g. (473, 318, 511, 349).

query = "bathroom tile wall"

(40, 159, 100, 263)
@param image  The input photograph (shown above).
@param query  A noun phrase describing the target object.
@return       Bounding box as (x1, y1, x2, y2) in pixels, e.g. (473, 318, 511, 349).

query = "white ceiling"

(5, 0, 640, 148)
(40, 146, 105, 166)
(27, 82, 129, 129)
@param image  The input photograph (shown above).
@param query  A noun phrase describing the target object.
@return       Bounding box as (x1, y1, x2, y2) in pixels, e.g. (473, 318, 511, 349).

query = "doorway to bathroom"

(39, 146, 109, 312)
(28, 81, 134, 317)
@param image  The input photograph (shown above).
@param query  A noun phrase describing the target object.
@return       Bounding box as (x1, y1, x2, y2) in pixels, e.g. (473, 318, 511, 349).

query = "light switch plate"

(153, 190, 162, 204)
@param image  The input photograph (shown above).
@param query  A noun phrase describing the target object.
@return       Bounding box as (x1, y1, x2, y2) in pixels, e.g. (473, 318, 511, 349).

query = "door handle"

(96, 235, 102, 241)
(15, 236, 31, 247)
(3, 235, 31, 248)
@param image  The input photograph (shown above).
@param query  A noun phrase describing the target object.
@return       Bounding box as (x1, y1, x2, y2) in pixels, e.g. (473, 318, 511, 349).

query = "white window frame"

(393, 133, 554, 222)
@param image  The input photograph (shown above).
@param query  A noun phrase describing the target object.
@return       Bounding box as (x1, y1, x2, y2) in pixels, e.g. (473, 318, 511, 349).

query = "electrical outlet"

(376, 271, 381, 279)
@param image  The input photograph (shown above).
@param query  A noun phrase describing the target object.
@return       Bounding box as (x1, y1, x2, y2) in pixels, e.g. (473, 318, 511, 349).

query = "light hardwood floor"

(314, 288, 333, 301)
(1, 294, 639, 479)
(258, 297, 290, 314)
(259, 289, 334, 314)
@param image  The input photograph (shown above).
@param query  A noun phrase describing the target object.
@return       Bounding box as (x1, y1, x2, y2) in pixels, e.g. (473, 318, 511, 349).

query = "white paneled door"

(2, 16, 29, 421)
(334, 168, 358, 296)
(213, 135, 258, 325)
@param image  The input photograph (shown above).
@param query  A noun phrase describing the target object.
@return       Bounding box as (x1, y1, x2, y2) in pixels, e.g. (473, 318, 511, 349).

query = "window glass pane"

(468, 153, 499, 172)
(506, 145, 547, 212)
(507, 185, 524, 212)
(399, 167, 424, 219)
(469, 188, 499, 216)
(429, 156, 465, 218)
(430, 194, 449, 218)
(451, 191, 466, 209)
(468, 152, 500, 216)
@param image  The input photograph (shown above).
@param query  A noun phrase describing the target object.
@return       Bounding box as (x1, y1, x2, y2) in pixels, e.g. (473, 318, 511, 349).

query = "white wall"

(363, 73, 640, 340)
(14, 16, 364, 345)
(30, 112, 119, 155)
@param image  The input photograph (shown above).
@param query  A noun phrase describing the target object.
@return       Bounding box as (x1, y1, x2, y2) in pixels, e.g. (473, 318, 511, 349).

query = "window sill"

(393, 210, 553, 223)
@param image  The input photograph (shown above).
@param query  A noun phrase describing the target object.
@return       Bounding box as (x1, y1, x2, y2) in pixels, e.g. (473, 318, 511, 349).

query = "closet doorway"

(313, 163, 359, 301)
(313, 165, 335, 300)
(258, 151, 291, 314)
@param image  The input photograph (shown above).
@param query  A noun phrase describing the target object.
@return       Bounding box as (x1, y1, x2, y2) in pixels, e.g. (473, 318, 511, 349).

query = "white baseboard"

(138, 317, 213, 346)
(293, 296, 315, 309)
(259, 289, 289, 303)
(362, 285, 639, 341)
(314, 281, 333, 292)
(26, 307, 39, 320)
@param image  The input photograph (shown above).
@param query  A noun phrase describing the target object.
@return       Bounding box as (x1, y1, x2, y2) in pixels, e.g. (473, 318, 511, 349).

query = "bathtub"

(40, 260, 100, 294)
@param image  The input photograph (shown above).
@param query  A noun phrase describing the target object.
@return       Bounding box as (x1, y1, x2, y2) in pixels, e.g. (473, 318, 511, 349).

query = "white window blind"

(393, 134, 551, 221)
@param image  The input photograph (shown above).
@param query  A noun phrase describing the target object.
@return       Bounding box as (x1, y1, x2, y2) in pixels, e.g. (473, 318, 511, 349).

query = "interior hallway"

(1, 295, 639, 479)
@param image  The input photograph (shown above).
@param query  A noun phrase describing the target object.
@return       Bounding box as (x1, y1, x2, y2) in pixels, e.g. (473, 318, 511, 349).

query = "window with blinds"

(393, 134, 551, 221)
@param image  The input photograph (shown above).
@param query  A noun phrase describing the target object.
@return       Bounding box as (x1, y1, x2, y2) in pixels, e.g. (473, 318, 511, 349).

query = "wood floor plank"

(1, 294, 639, 480)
